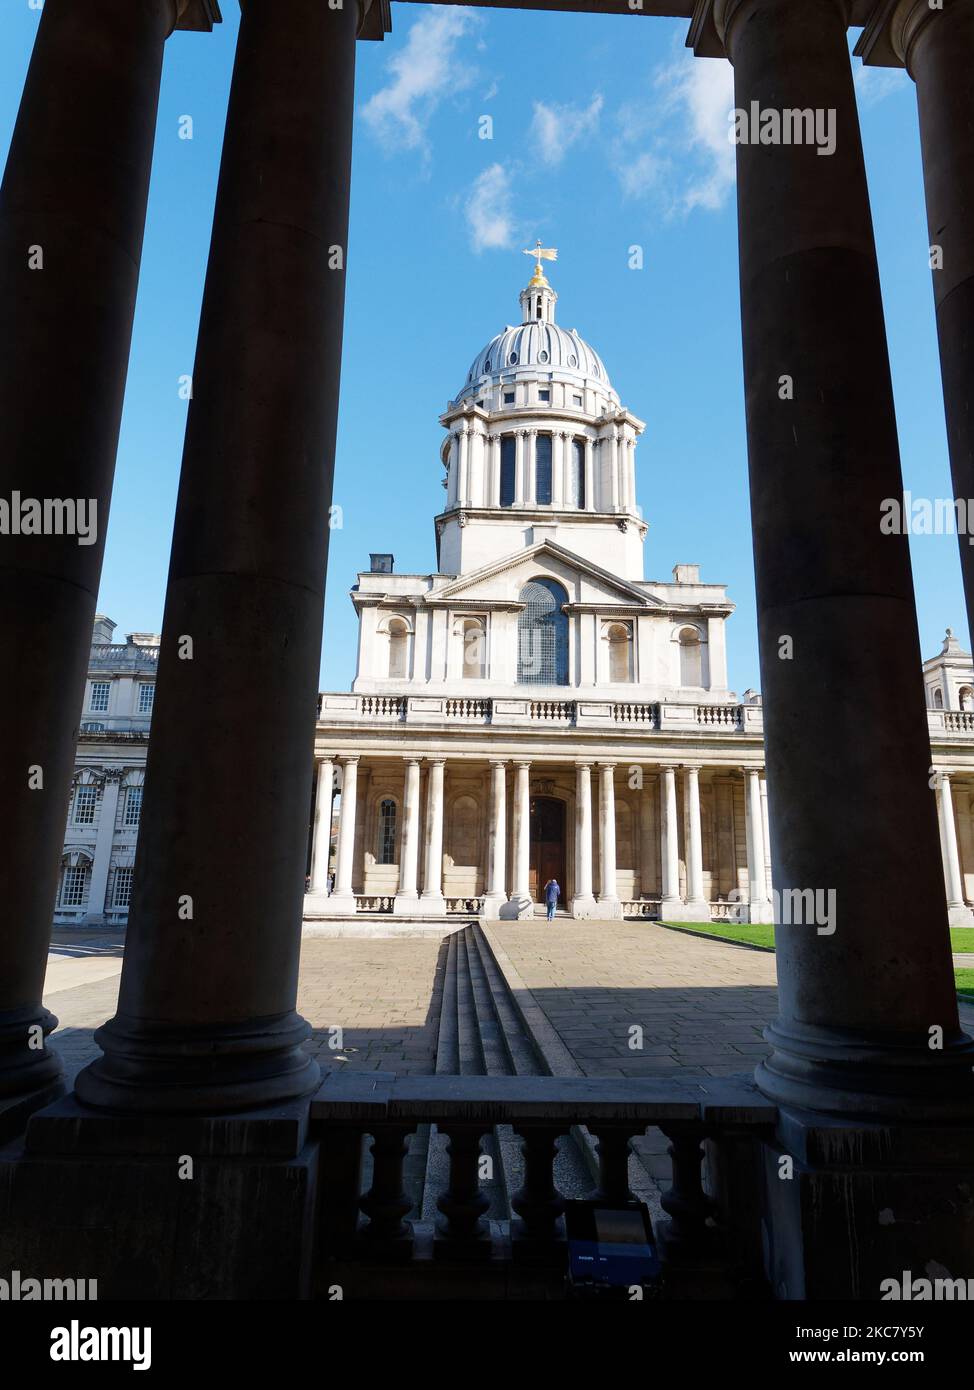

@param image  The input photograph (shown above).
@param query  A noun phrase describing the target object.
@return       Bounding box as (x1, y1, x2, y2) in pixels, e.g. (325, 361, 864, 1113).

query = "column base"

(571, 895, 600, 920)
(318, 891, 358, 916)
(948, 902, 974, 927)
(418, 893, 447, 917)
(661, 900, 711, 923)
(499, 894, 534, 920)
(481, 892, 507, 920)
(760, 1108, 974, 1299)
(393, 893, 426, 917)
(755, 1017, 974, 1121)
(74, 1009, 320, 1114)
(746, 900, 775, 925)
(0, 1093, 318, 1299)
(303, 891, 333, 915)
(596, 896, 623, 920)
(0, 1005, 64, 1140)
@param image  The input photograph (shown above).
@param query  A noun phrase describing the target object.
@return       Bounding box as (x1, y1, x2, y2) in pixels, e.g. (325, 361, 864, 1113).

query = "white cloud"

(854, 65, 909, 109)
(656, 55, 736, 213)
(530, 94, 604, 166)
(361, 7, 480, 156)
(465, 164, 516, 253)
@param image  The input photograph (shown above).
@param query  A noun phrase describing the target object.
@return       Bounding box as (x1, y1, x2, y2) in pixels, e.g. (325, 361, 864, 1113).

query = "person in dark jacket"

(543, 877, 561, 922)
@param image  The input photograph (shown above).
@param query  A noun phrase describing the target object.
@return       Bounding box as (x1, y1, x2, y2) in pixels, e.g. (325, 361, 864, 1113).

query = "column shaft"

(504, 762, 532, 918)
(719, 0, 971, 1114)
(684, 767, 707, 912)
(308, 757, 334, 896)
(0, 0, 179, 1108)
(937, 773, 973, 925)
(660, 767, 680, 909)
(421, 759, 446, 911)
(904, 3, 974, 638)
(395, 758, 422, 909)
(597, 763, 621, 915)
(573, 763, 596, 916)
(484, 761, 507, 916)
(76, 0, 361, 1112)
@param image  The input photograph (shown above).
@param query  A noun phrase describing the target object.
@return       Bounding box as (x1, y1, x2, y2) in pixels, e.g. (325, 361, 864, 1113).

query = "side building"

(54, 616, 157, 927)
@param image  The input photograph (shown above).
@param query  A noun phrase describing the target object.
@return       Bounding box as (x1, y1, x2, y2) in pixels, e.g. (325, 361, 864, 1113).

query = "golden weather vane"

(523, 240, 558, 285)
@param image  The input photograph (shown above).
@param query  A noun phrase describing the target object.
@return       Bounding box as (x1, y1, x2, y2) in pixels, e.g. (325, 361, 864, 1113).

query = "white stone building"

(54, 617, 157, 927)
(306, 262, 974, 926)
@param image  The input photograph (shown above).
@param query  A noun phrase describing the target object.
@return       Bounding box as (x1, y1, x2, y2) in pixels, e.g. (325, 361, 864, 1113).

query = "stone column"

(0, 0, 192, 1123)
(609, 430, 620, 510)
(327, 757, 360, 914)
(683, 767, 709, 919)
(394, 758, 423, 915)
(85, 772, 124, 925)
(503, 762, 533, 919)
(75, 0, 362, 1113)
(572, 763, 597, 919)
(937, 772, 974, 926)
(305, 756, 334, 908)
(709, 0, 971, 1117)
(420, 758, 446, 915)
(744, 768, 773, 925)
(660, 766, 682, 916)
(483, 760, 507, 919)
(457, 427, 470, 508)
(447, 433, 459, 509)
(858, 2, 974, 638)
(597, 763, 622, 918)
(514, 430, 526, 506)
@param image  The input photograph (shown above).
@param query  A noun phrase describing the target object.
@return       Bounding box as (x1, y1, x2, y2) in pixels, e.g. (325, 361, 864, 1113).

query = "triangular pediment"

(433, 540, 660, 607)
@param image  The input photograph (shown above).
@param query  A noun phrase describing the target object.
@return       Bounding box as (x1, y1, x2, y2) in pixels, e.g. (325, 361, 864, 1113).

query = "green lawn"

(956, 968, 974, 1002)
(659, 923, 974, 999)
(659, 920, 775, 951)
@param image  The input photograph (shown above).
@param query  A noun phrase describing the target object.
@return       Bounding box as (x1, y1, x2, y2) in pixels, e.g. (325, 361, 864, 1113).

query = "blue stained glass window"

(517, 578, 569, 686)
(535, 434, 552, 505)
(500, 436, 516, 507)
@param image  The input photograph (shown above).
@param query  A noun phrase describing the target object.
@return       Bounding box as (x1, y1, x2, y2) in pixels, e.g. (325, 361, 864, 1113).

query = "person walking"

(543, 877, 561, 922)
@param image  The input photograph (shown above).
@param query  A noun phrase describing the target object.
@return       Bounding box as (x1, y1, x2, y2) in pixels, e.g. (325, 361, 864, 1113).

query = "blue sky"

(1, 3, 964, 694)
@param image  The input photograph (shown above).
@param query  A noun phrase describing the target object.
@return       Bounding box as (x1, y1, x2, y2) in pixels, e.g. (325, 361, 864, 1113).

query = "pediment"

(433, 540, 660, 607)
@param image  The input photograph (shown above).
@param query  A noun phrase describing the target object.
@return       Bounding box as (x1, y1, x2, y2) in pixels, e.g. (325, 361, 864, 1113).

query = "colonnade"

(310, 754, 774, 923)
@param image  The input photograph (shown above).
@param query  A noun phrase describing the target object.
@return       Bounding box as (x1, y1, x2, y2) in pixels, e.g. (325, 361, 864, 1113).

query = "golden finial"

(523, 240, 557, 287)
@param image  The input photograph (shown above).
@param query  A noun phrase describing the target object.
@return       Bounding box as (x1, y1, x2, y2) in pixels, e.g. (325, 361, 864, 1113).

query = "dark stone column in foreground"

(718, 0, 971, 1118)
(0, 0, 186, 1133)
(76, 0, 359, 1114)
(0, 0, 368, 1301)
(703, 0, 974, 1298)
(863, 2, 974, 634)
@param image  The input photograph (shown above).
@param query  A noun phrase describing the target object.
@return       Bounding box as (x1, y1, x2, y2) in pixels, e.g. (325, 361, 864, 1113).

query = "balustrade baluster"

(435, 1123, 491, 1259)
(589, 1123, 636, 1205)
(511, 1124, 565, 1259)
(659, 1122, 715, 1257)
(359, 1124, 414, 1258)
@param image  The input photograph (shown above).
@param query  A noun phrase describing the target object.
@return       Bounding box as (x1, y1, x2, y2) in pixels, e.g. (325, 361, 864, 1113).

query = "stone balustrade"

(311, 1070, 776, 1290)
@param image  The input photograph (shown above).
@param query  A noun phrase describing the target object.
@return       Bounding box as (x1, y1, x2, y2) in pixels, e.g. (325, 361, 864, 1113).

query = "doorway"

(529, 796, 566, 906)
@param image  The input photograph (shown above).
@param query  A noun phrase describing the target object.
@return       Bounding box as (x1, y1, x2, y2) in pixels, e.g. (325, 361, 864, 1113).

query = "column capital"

(854, 0, 943, 73)
(690, 0, 852, 59)
(514, 760, 532, 771)
(574, 760, 593, 770)
(341, 754, 360, 767)
(488, 757, 508, 769)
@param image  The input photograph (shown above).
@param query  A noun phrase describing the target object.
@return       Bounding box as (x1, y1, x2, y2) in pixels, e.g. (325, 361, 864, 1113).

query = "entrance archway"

(529, 796, 566, 907)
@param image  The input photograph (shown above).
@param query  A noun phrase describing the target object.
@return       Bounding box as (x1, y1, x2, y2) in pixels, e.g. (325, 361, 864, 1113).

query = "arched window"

(535, 434, 552, 505)
(606, 622, 632, 683)
(679, 627, 703, 686)
(933, 688, 944, 709)
(387, 618, 409, 679)
(518, 578, 569, 685)
(961, 687, 974, 712)
(569, 438, 585, 508)
(500, 436, 516, 508)
(378, 798, 397, 865)
(462, 618, 486, 679)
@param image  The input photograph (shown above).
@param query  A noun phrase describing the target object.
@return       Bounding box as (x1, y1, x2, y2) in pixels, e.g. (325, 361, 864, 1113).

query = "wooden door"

(529, 797, 566, 906)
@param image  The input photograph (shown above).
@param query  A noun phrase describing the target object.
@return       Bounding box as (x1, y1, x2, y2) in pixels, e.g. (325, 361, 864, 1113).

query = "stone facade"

(306, 267, 974, 927)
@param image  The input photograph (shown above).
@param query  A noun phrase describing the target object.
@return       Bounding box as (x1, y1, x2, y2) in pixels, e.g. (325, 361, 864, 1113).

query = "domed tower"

(435, 252, 648, 582)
